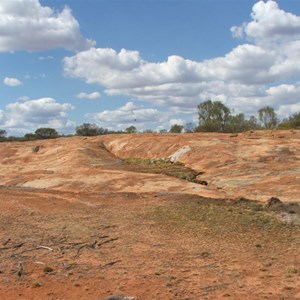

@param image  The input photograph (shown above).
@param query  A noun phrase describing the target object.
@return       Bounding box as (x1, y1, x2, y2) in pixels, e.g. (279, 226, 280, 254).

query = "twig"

(21, 244, 53, 253)
(101, 260, 121, 268)
(0, 242, 25, 251)
(74, 240, 97, 258)
(36, 245, 53, 251)
(98, 237, 119, 247)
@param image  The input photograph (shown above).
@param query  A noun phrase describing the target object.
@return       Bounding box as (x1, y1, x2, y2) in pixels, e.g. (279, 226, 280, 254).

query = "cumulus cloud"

(0, 98, 75, 135)
(0, 0, 95, 52)
(169, 118, 185, 126)
(86, 101, 170, 131)
(244, 1, 300, 47)
(76, 92, 101, 100)
(3, 77, 22, 86)
(64, 1, 300, 119)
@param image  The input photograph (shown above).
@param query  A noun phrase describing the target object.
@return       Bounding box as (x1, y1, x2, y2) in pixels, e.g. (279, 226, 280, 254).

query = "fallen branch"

(74, 240, 97, 258)
(98, 237, 119, 247)
(36, 245, 53, 251)
(0, 242, 25, 251)
(21, 244, 52, 254)
(101, 260, 121, 268)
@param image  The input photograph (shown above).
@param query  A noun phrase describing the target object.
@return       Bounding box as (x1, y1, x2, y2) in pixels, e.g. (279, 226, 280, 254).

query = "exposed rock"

(103, 130, 300, 202)
(167, 145, 191, 163)
(265, 197, 283, 208)
(0, 130, 299, 203)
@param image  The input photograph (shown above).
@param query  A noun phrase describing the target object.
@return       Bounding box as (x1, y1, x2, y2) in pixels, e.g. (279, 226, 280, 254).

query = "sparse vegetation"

(123, 157, 204, 183)
(146, 196, 294, 239)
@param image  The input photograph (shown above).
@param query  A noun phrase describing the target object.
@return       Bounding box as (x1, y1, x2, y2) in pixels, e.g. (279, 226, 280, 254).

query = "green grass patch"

(123, 158, 204, 183)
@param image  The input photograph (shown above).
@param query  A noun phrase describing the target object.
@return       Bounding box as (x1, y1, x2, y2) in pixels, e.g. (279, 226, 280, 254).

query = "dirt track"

(0, 132, 299, 299)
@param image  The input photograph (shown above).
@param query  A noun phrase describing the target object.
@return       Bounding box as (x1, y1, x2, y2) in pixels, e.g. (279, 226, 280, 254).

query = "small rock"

(103, 296, 135, 300)
(265, 197, 283, 208)
(43, 266, 54, 273)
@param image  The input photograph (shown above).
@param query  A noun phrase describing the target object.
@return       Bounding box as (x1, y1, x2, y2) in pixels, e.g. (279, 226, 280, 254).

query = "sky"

(1, 0, 300, 135)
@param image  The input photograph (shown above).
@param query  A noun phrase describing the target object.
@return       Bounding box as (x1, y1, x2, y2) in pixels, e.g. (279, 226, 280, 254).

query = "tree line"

(0, 124, 138, 142)
(170, 100, 300, 133)
(0, 100, 299, 141)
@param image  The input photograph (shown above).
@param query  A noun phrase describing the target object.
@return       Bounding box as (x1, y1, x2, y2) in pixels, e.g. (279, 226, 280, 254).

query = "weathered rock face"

(0, 130, 299, 202)
(102, 130, 300, 202)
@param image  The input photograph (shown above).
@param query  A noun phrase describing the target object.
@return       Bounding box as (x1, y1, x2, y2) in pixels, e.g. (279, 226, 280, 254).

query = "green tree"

(225, 113, 248, 133)
(197, 100, 231, 132)
(35, 128, 58, 139)
(24, 133, 37, 140)
(0, 129, 7, 138)
(169, 124, 183, 133)
(76, 123, 107, 136)
(246, 115, 261, 130)
(159, 129, 167, 133)
(278, 112, 300, 129)
(258, 106, 278, 129)
(125, 125, 137, 133)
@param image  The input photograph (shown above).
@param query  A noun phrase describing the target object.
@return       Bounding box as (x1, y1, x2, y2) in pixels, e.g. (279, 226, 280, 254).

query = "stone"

(265, 197, 283, 208)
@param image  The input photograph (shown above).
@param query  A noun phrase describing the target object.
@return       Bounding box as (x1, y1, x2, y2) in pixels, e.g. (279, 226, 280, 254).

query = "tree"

(76, 123, 107, 136)
(289, 112, 300, 128)
(184, 122, 196, 133)
(125, 125, 137, 133)
(169, 124, 183, 133)
(35, 128, 58, 139)
(197, 100, 231, 132)
(225, 113, 248, 133)
(278, 112, 300, 129)
(143, 129, 153, 133)
(258, 106, 278, 129)
(24, 133, 37, 140)
(0, 129, 7, 138)
(246, 115, 261, 130)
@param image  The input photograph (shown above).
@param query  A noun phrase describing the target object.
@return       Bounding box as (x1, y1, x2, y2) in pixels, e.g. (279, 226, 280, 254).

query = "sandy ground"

(0, 132, 299, 299)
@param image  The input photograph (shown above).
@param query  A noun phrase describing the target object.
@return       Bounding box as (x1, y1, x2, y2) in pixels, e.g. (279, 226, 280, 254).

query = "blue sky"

(1, 0, 300, 135)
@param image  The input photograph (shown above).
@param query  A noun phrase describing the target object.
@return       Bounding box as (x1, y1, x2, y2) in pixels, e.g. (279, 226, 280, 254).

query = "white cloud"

(38, 56, 54, 61)
(3, 77, 22, 86)
(1, 98, 75, 135)
(245, 1, 300, 47)
(86, 101, 170, 131)
(0, 0, 95, 52)
(63, 1, 300, 120)
(76, 92, 101, 100)
(169, 119, 184, 126)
